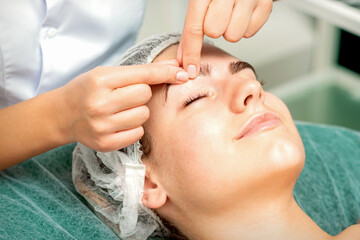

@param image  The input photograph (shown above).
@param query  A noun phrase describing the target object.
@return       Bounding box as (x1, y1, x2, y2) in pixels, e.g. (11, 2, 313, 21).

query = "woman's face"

(143, 44, 305, 215)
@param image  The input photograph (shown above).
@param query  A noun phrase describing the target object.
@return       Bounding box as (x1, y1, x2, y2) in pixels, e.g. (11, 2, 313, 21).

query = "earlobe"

(142, 173, 167, 209)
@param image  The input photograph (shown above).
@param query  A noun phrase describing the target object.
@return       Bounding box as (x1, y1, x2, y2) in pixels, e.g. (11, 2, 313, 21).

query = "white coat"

(0, 0, 145, 107)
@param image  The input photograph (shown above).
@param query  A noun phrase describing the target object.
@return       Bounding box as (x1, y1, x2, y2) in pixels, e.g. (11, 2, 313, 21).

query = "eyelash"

(183, 80, 264, 107)
(184, 91, 209, 107)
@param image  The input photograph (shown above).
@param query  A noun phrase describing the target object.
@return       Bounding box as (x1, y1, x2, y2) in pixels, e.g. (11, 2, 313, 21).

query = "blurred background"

(137, 0, 360, 131)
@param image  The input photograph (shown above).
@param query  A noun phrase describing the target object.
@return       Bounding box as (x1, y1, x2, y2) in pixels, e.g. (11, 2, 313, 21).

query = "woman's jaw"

(141, 43, 308, 239)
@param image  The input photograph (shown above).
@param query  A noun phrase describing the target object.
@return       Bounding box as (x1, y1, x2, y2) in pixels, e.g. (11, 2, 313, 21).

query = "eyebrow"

(199, 63, 211, 76)
(163, 60, 256, 102)
(229, 60, 257, 77)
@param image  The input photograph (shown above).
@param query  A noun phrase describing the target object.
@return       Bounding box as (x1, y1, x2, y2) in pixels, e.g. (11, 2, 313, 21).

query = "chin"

(266, 131, 305, 180)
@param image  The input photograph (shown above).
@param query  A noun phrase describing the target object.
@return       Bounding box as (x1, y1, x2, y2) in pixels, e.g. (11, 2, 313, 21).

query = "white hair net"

(72, 33, 182, 240)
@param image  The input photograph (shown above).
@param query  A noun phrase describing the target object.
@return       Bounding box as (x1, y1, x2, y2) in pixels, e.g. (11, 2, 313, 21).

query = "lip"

(236, 112, 282, 140)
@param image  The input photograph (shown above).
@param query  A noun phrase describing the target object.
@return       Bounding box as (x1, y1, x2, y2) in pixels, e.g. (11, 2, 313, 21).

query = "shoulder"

(334, 224, 360, 240)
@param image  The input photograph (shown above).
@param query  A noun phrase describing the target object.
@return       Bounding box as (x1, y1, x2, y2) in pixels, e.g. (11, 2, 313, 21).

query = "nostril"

(244, 95, 253, 106)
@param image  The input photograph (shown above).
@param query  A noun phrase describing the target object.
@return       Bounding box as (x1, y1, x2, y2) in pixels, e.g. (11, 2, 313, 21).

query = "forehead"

(153, 43, 237, 64)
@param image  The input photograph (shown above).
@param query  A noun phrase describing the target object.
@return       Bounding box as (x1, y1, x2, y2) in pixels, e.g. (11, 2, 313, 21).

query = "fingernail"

(187, 65, 197, 79)
(176, 71, 189, 82)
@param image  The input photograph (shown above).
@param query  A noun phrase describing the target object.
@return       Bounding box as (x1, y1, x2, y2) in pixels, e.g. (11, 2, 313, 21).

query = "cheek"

(168, 115, 225, 174)
(157, 113, 229, 200)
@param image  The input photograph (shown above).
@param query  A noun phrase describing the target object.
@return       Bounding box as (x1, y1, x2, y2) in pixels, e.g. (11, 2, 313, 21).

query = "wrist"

(46, 87, 77, 145)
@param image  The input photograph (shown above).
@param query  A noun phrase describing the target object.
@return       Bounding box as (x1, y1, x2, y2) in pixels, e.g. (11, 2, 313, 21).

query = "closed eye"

(184, 92, 209, 107)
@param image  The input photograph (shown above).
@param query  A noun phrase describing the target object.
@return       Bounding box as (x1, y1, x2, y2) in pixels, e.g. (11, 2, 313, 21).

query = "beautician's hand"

(0, 60, 188, 170)
(178, 0, 273, 78)
(60, 60, 189, 152)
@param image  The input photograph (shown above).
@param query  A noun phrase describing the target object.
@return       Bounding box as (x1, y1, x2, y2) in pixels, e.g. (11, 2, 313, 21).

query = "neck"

(179, 196, 332, 240)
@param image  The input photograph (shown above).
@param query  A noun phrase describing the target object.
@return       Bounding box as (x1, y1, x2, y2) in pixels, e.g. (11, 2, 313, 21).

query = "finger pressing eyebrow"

(229, 61, 257, 77)
(163, 64, 210, 103)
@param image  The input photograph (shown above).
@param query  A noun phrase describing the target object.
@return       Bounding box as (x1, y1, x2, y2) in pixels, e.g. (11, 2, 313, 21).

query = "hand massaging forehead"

(72, 33, 185, 240)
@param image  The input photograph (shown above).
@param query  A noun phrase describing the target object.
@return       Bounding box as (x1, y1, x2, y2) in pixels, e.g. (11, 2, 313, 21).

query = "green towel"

(0, 123, 359, 239)
(294, 122, 360, 235)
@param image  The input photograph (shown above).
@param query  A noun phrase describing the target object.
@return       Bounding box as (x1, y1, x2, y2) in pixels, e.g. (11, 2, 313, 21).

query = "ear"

(142, 165, 167, 209)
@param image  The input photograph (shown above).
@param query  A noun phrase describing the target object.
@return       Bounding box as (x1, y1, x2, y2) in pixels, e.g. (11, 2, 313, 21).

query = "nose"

(229, 79, 264, 113)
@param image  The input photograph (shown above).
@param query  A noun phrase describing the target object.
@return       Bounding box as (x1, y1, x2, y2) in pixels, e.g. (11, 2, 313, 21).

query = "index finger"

(105, 62, 189, 88)
(178, 0, 211, 78)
